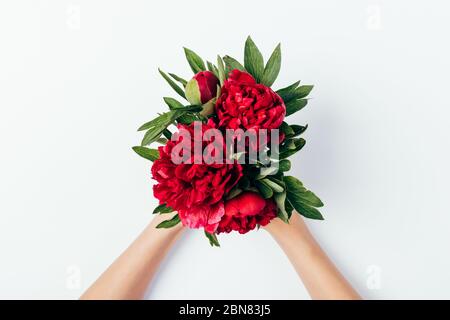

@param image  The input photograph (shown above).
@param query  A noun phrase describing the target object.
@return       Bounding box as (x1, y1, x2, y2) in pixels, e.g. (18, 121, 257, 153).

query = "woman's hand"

(81, 209, 360, 300)
(80, 212, 184, 300)
(264, 213, 361, 300)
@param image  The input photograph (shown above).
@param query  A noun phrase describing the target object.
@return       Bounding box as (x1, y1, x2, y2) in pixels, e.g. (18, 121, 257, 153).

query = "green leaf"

(244, 36, 264, 82)
(256, 166, 279, 179)
(223, 55, 245, 74)
(140, 111, 182, 146)
(261, 43, 281, 87)
(178, 113, 198, 125)
(268, 177, 285, 188)
(261, 178, 284, 193)
(199, 98, 215, 117)
(138, 111, 177, 131)
(207, 61, 215, 73)
(215, 84, 221, 99)
(280, 85, 313, 104)
(217, 55, 226, 85)
(280, 121, 294, 136)
(284, 176, 323, 207)
(183, 47, 206, 73)
(281, 122, 308, 138)
(141, 129, 164, 146)
(153, 203, 173, 214)
(168, 73, 187, 87)
(300, 191, 324, 208)
(163, 97, 184, 109)
(158, 69, 186, 99)
(285, 139, 296, 150)
(285, 198, 294, 219)
(255, 180, 273, 199)
(279, 159, 291, 172)
(163, 97, 200, 124)
(132, 146, 159, 161)
(156, 214, 181, 228)
(205, 231, 220, 247)
(295, 205, 324, 220)
(171, 105, 203, 112)
(290, 124, 308, 137)
(185, 105, 203, 112)
(276, 81, 300, 101)
(185, 78, 202, 105)
(279, 138, 306, 159)
(226, 187, 243, 200)
(286, 99, 308, 116)
(162, 129, 172, 140)
(207, 61, 221, 81)
(246, 186, 260, 193)
(274, 191, 289, 222)
(295, 85, 314, 99)
(212, 65, 220, 79)
(156, 137, 168, 144)
(284, 176, 324, 220)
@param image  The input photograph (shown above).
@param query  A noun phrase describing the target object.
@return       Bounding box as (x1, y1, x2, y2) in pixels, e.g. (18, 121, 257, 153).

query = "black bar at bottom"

(0, 300, 448, 318)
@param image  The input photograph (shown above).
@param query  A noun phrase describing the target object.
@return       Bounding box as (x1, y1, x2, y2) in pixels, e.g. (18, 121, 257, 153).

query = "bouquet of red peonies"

(133, 37, 324, 246)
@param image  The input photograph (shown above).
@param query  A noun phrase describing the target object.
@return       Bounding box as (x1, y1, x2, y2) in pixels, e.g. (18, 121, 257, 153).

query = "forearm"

(80, 214, 184, 300)
(265, 213, 360, 300)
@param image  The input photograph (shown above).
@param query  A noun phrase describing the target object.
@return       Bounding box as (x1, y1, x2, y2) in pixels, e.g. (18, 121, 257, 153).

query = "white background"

(1, 0, 449, 299)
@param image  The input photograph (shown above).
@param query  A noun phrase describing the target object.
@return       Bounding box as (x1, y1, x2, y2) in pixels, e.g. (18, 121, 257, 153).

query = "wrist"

(264, 213, 311, 243)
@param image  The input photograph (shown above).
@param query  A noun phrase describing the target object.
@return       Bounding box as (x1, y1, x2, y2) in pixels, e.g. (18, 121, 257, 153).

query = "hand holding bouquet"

(134, 37, 324, 246)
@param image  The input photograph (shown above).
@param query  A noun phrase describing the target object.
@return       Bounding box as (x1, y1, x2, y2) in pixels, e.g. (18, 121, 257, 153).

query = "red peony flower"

(215, 70, 286, 131)
(151, 119, 243, 233)
(217, 192, 278, 234)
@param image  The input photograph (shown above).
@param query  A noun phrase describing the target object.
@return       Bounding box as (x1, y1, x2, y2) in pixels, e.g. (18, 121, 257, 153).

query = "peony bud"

(185, 71, 219, 105)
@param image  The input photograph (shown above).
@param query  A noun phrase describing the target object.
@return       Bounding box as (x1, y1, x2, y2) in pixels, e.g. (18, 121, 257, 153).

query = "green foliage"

(277, 82, 313, 117)
(158, 69, 186, 99)
(244, 36, 264, 82)
(132, 146, 159, 161)
(168, 73, 187, 87)
(274, 191, 289, 222)
(284, 176, 324, 220)
(139, 110, 182, 146)
(205, 231, 220, 247)
(163, 97, 200, 124)
(276, 81, 300, 100)
(217, 55, 226, 85)
(261, 43, 281, 87)
(279, 159, 291, 172)
(279, 138, 306, 159)
(156, 214, 181, 228)
(286, 99, 308, 116)
(153, 203, 174, 214)
(226, 187, 243, 200)
(184, 47, 206, 73)
(255, 180, 274, 199)
(223, 55, 245, 74)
